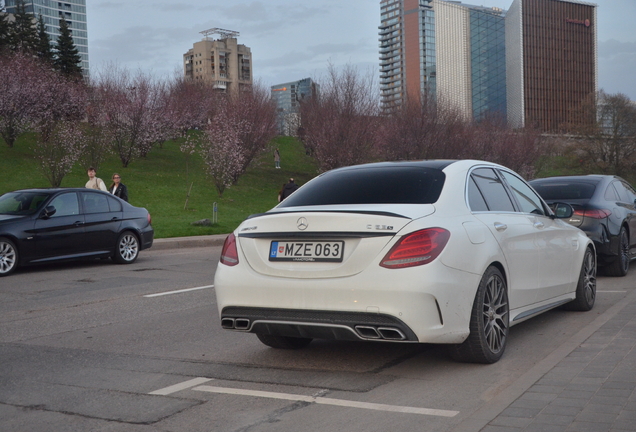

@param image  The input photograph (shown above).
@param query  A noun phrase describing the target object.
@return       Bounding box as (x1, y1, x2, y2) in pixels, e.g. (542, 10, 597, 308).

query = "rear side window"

(107, 196, 122, 212)
(470, 168, 515, 212)
(82, 193, 110, 214)
(278, 167, 446, 206)
(531, 182, 596, 201)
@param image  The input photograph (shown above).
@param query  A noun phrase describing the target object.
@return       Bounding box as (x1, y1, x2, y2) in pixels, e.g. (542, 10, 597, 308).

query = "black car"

(0, 188, 154, 276)
(529, 175, 636, 276)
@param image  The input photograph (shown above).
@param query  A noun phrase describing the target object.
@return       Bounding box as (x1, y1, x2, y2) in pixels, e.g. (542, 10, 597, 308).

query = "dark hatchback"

(529, 175, 636, 276)
(0, 188, 154, 276)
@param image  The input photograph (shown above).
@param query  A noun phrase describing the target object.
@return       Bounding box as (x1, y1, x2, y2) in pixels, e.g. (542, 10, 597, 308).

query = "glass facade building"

(4, 0, 88, 72)
(271, 78, 319, 136)
(470, 8, 507, 121)
(379, 0, 435, 112)
(379, 0, 505, 120)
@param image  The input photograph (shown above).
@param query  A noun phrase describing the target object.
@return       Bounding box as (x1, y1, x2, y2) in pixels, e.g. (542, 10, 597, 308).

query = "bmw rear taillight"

(220, 233, 239, 266)
(380, 228, 450, 269)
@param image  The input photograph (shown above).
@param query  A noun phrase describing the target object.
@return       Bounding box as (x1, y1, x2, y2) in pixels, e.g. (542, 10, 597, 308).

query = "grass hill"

(0, 135, 318, 238)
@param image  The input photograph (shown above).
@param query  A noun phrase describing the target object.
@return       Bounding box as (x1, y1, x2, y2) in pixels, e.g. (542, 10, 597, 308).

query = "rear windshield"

(278, 167, 446, 207)
(531, 182, 596, 201)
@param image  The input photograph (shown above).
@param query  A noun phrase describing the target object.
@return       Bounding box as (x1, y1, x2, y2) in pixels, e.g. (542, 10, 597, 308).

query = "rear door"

(81, 191, 123, 252)
(468, 167, 540, 307)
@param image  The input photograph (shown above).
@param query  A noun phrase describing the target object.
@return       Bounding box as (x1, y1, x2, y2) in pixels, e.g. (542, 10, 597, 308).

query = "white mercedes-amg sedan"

(214, 160, 596, 363)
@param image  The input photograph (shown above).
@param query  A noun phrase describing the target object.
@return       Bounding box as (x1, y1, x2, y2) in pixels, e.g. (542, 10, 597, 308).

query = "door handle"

(534, 221, 545, 228)
(74, 221, 84, 226)
(494, 222, 507, 231)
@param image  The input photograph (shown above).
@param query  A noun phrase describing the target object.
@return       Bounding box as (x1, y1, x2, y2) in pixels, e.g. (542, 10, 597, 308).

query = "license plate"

(269, 241, 345, 262)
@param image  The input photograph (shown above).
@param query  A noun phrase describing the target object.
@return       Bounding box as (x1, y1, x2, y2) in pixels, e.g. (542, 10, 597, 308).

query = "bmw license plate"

(269, 241, 344, 262)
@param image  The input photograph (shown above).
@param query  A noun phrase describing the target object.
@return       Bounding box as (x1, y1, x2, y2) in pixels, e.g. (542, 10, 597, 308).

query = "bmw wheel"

(606, 227, 629, 277)
(564, 247, 596, 311)
(449, 266, 509, 364)
(0, 237, 18, 276)
(256, 334, 313, 349)
(113, 231, 139, 264)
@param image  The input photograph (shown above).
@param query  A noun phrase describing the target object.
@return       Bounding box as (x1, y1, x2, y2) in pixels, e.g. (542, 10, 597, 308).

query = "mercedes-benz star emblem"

(297, 217, 308, 230)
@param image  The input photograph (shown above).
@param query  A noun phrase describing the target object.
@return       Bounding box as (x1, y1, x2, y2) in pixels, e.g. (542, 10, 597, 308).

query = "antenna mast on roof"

(200, 28, 240, 40)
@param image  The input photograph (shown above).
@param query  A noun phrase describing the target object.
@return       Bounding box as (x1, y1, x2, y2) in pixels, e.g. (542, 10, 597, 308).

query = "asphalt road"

(0, 245, 633, 432)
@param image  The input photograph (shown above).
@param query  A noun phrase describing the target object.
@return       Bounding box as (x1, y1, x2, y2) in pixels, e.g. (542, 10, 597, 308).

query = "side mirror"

(551, 202, 574, 219)
(42, 205, 57, 219)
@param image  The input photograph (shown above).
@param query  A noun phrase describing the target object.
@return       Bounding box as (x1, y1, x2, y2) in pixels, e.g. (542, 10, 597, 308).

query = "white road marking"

(144, 285, 214, 298)
(597, 290, 627, 293)
(193, 385, 459, 417)
(148, 377, 213, 395)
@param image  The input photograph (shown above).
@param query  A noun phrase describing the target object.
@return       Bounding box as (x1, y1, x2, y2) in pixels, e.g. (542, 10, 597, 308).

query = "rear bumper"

(140, 226, 154, 250)
(214, 259, 481, 344)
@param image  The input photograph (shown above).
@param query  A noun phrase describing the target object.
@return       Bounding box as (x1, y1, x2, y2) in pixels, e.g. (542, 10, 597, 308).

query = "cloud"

(598, 40, 636, 99)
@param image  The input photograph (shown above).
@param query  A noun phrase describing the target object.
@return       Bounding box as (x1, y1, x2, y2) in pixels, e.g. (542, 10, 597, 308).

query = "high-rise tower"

(4, 0, 89, 73)
(506, 0, 598, 131)
(183, 28, 252, 94)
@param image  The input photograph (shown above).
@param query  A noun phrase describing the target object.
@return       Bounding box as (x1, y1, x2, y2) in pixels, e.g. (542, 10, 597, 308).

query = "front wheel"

(449, 266, 509, 364)
(113, 231, 139, 264)
(564, 247, 596, 311)
(0, 237, 18, 276)
(256, 334, 312, 349)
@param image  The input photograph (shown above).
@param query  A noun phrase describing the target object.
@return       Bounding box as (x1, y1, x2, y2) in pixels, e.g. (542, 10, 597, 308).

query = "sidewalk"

(461, 288, 636, 432)
(150, 234, 228, 251)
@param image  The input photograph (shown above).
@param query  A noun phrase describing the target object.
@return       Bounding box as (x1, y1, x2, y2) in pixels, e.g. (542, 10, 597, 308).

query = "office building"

(4, 0, 89, 73)
(271, 78, 319, 136)
(506, 0, 598, 131)
(379, 0, 435, 112)
(379, 0, 506, 120)
(183, 28, 252, 93)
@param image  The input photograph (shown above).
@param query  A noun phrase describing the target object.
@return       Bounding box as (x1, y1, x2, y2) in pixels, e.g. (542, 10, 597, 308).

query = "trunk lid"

(237, 205, 434, 278)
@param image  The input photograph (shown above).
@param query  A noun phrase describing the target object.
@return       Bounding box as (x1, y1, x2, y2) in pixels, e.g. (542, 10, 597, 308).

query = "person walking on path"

(109, 173, 129, 202)
(274, 148, 281, 169)
(85, 167, 107, 191)
(280, 178, 299, 201)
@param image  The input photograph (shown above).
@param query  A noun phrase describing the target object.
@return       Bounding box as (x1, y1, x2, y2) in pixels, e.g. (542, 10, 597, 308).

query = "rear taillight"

(575, 209, 611, 219)
(147, 213, 152, 225)
(220, 233, 239, 266)
(380, 228, 450, 269)
(569, 209, 610, 227)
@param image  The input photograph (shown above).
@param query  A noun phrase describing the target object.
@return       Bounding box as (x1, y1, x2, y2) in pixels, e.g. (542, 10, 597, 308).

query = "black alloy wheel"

(606, 227, 630, 277)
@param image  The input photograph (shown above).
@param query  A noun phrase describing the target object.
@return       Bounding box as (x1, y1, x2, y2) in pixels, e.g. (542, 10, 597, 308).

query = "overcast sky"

(87, 0, 636, 100)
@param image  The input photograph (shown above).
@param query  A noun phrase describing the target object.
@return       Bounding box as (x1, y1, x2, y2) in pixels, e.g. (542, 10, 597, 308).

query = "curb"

(150, 234, 228, 251)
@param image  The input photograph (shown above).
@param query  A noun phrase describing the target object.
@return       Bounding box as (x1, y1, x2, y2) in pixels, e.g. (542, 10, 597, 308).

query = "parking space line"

(149, 377, 213, 395)
(193, 384, 459, 417)
(144, 285, 214, 298)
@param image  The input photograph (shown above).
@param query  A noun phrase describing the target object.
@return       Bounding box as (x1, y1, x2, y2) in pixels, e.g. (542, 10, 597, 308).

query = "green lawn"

(0, 135, 318, 238)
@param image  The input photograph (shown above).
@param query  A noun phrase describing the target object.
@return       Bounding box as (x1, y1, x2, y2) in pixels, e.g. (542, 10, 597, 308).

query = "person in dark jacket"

(280, 178, 299, 201)
(109, 173, 129, 202)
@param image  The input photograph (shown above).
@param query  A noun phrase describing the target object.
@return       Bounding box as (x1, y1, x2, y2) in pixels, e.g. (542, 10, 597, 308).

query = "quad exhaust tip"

(355, 325, 405, 341)
(221, 317, 251, 330)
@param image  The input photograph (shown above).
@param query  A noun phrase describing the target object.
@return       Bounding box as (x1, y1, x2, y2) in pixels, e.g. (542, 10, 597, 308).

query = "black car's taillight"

(220, 233, 239, 266)
(380, 228, 450, 269)
(569, 209, 610, 227)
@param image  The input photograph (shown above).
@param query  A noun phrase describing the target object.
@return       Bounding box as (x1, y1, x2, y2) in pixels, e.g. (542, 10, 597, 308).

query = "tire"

(256, 333, 313, 349)
(564, 247, 596, 311)
(113, 231, 139, 264)
(605, 227, 630, 277)
(0, 237, 18, 276)
(449, 266, 509, 364)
